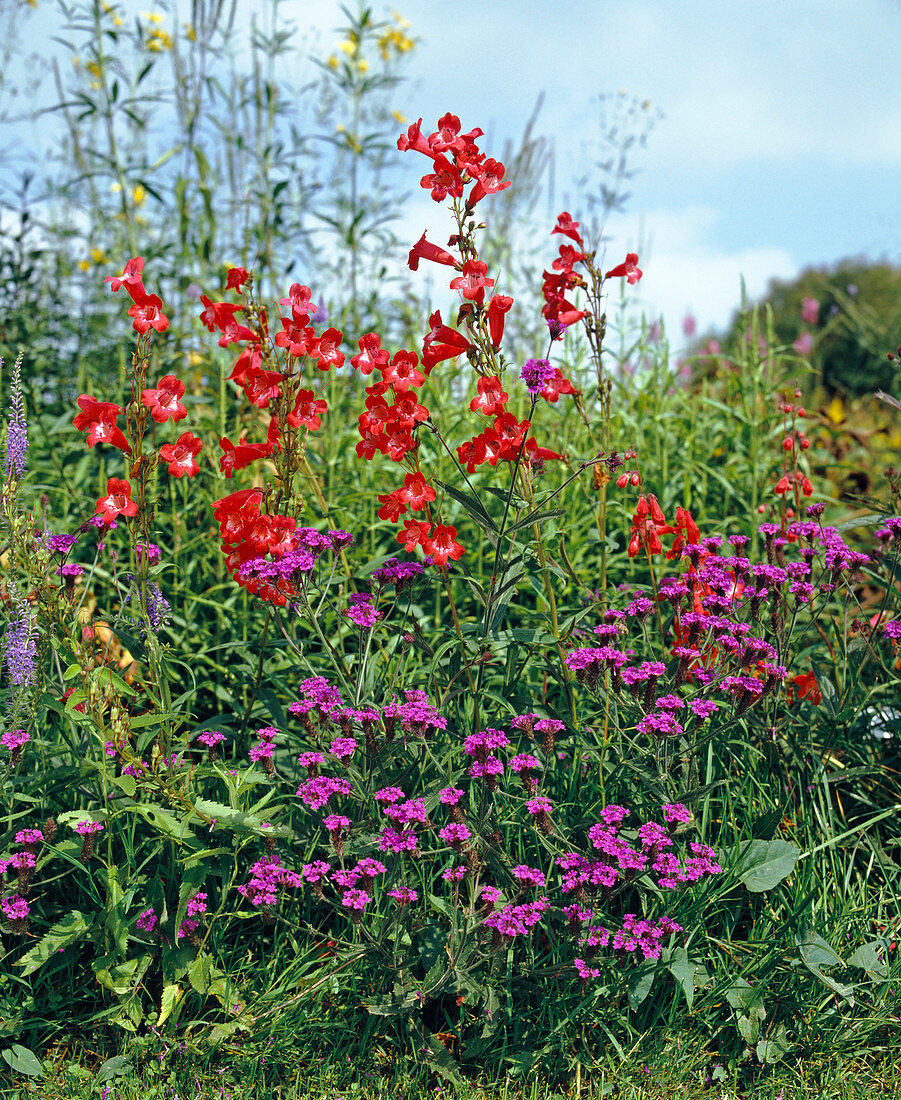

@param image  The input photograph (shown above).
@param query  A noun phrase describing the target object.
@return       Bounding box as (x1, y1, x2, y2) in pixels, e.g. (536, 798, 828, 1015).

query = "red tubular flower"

(278, 283, 316, 317)
(396, 118, 432, 156)
(95, 477, 138, 525)
(275, 316, 317, 358)
(225, 266, 250, 292)
(787, 670, 822, 705)
(468, 158, 511, 205)
(141, 375, 187, 423)
(159, 431, 203, 478)
(605, 253, 642, 285)
(420, 155, 464, 202)
(423, 524, 464, 567)
(228, 346, 263, 389)
(551, 212, 584, 245)
(105, 257, 147, 303)
(421, 310, 473, 371)
(666, 506, 701, 559)
(128, 294, 169, 335)
(377, 490, 408, 523)
(287, 389, 327, 431)
(218, 436, 269, 477)
(552, 244, 585, 274)
(74, 395, 123, 431)
(407, 232, 458, 272)
(539, 368, 579, 403)
(628, 494, 675, 557)
(243, 370, 284, 408)
(396, 518, 433, 552)
(351, 333, 390, 375)
(469, 375, 509, 416)
(449, 259, 494, 304)
(311, 327, 345, 370)
(523, 437, 563, 464)
(381, 350, 424, 392)
(398, 471, 436, 510)
(486, 294, 513, 348)
(85, 419, 130, 452)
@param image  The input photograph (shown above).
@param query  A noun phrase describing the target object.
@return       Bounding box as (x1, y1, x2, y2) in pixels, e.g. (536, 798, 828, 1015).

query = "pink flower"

(801, 297, 819, 325)
(793, 332, 814, 355)
(136, 908, 157, 932)
(388, 886, 418, 905)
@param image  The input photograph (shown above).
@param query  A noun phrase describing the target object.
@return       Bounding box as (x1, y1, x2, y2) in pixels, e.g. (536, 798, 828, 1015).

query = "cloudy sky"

(6, 0, 899, 340)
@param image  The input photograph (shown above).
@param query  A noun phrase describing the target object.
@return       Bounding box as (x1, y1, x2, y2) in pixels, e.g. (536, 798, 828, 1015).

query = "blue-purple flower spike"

(3, 352, 28, 481)
(4, 587, 37, 688)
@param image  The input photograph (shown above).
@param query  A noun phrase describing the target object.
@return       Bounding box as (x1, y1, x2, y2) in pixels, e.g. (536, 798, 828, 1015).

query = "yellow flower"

(392, 110, 407, 124)
(78, 259, 91, 272)
(326, 54, 339, 70)
(357, 58, 368, 72)
(146, 29, 173, 51)
(90, 247, 108, 264)
(131, 185, 146, 206)
(86, 60, 102, 80)
(113, 16, 123, 26)
(188, 351, 204, 367)
(391, 10, 412, 29)
(185, 22, 196, 40)
(140, 10, 164, 23)
(110, 182, 122, 193)
(337, 37, 357, 56)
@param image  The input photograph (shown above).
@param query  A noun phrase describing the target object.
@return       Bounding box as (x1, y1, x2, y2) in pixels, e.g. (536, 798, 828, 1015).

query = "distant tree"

(718, 259, 901, 397)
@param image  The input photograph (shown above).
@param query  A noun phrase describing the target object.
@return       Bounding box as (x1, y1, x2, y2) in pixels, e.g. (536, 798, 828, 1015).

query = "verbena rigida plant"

(2, 111, 900, 1081)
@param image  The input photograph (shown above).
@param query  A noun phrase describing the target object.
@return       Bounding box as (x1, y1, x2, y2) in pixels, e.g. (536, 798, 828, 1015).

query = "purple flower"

(136, 908, 158, 932)
(3, 351, 28, 480)
(4, 589, 37, 687)
(388, 885, 418, 905)
(520, 358, 555, 395)
(439, 787, 464, 805)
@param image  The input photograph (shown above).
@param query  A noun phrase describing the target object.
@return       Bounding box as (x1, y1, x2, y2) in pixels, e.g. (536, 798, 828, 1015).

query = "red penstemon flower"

(159, 432, 203, 478)
(141, 375, 188, 423)
(95, 477, 138, 525)
(605, 253, 643, 285)
(628, 494, 675, 558)
(423, 524, 464, 567)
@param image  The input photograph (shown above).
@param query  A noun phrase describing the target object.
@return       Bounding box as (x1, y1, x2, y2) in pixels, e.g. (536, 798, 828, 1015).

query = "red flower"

(469, 375, 508, 416)
(539, 368, 579, 404)
(449, 259, 494, 304)
(421, 310, 473, 370)
(523, 437, 563, 464)
(225, 266, 250, 292)
(486, 294, 513, 348)
(351, 333, 390, 375)
(666, 506, 701, 560)
(407, 232, 458, 272)
(420, 155, 464, 202)
(551, 212, 584, 245)
(787, 671, 821, 705)
(275, 316, 317, 358)
(377, 490, 408, 523)
(141, 375, 187, 423)
(244, 370, 284, 408)
(95, 477, 138, 525)
(159, 431, 203, 478)
(468, 158, 511, 205)
(278, 283, 316, 319)
(128, 294, 169, 335)
(605, 253, 642, 285)
(311, 327, 345, 371)
(398, 471, 436, 510)
(74, 395, 129, 451)
(105, 257, 147, 303)
(423, 524, 464, 567)
(628, 494, 675, 557)
(218, 436, 269, 478)
(396, 518, 433, 553)
(287, 389, 327, 431)
(396, 118, 432, 156)
(85, 419, 130, 452)
(381, 350, 424, 392)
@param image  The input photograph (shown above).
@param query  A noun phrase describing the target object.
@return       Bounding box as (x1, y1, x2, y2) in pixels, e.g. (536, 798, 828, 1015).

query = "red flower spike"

(85, 419, 130, 452)
(274, 316, 317, 358)
(408, 232, 458, 272)
(228, 346, 263, 389)
(95, 477, 138, 525)
(523, 437, 563, 464)
(199, 296, 243, 333)
(420, 155, 464, 202)
(218, 436, 269, 477)
(141, 375, 187, 423)
(628, 493, 675, 558)
(421, 310, 473, 371)
(666, 506, 701, 559)
(605, 253, 642, 285)
(278, 283, 316, 316)
(159, 431, 203, 478)
(486, 294, 513, 348)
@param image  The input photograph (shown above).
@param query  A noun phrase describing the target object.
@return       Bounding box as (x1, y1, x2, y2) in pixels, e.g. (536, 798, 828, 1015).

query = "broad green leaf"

(727, 839, 800, 892)
(187, 952, 212, 995)
(156, 983, 183, 1027)
(433, 480, 498, 532)
(794, 929, 855, 1003)
(848, 940, 889, 981)
(110, 774, 136, 797)
(96, 1054, 131, 1082)
(756, 1023, 791, 1064)
(667, 948, 698, 1008)
(16, 911, 91, 975)
(627, 964, 656, 1010)
(1, 1044, 43, 1077)
(92, 666, 136, 697)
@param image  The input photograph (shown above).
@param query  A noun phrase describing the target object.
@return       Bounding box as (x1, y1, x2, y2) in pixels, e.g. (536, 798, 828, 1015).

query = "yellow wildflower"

(337, 37, 357, 56)
(90, 247, 108, 264)
(392, 110, 407, 125)
(131, 185, 146, 206)
(78, 259, 91, 272)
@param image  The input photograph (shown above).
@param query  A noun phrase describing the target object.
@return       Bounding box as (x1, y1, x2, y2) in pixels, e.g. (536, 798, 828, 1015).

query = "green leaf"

(156, 983, 183, 1027)
(190, 798, 266, 834)
(187, 952, 212, 996)
(667, 948, 698, 1008)
(794, 929, 855, 1003)
(95, 1054, 131, 1082)
(92, 666, 136, 697)
(433, 480, 498, 533)
(756, 1023, 791, 1064)
(848, 940, 889, 981)
(16, 911, 91, 975)
(1, 1044, 43, 1077)
(727, 839, 800, 892)
(627, 964, 656, 1010)
(128, 803, 195, 842)
(505, 507, 567, 535)
(110, 774, 136, 797)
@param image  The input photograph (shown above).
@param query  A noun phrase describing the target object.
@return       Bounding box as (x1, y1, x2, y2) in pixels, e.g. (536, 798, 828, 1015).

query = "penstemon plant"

(1, 109, 900, 1080)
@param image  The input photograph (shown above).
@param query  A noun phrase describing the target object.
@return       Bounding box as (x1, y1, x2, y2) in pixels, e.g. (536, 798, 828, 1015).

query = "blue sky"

(7, 0, 900, 340)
